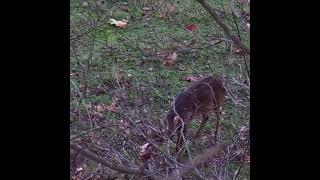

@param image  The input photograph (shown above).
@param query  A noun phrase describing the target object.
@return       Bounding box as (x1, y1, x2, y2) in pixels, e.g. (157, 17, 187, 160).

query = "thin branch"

(233, 139, 249, 179)
(196, 0, 250, 54)
(70, 142, 143, 175)
(164, 143, 223, 180)
(230, 0, 250, 37)
(70, 126, 105, 141)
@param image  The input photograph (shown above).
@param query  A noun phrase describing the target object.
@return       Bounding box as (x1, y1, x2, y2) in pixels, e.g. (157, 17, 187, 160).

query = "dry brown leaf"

(109, 19, 127, 28)
(106, 101, 118, 112)
(234, 48, 244, 55)
(162, 52, 177, 67)
(185, 23, 198, 32)
(115, 21, 127, 28)
(96, 104, 105, 112)
(182, 76, 201, 83)
(139, 143, 154, 162)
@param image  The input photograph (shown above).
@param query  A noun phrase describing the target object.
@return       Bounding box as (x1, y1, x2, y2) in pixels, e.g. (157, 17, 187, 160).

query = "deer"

(138, 75, 226, 169)
(164, 75, 226, 154)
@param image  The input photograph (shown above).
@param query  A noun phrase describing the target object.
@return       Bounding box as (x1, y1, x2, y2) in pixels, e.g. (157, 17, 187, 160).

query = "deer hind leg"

(194, 113, 209, 138)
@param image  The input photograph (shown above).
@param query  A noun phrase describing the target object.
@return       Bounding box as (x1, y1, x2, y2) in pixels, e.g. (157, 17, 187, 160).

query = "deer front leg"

(194, 113, 209, 138)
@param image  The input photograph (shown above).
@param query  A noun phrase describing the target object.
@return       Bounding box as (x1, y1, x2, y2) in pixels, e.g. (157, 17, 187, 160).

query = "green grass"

(71, 0, 249, 179)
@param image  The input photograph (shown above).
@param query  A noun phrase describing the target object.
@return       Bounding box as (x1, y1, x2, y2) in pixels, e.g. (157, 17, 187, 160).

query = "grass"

(71, 0, 250, 179)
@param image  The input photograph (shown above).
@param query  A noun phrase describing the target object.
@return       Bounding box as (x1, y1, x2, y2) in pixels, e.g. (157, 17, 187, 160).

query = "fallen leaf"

(106, 101, 118, 112)
(76, 167, 83, 172)
(82, 2, 88, 7)
(185, 23, 198, 32)
(234, 48, 244, 55)
(96, 104, 105, 112)
(139, 143, 154, 162)
(162, 52, 177, 67)
(109, 19, 127, 28)
(182, 76, 201, 83)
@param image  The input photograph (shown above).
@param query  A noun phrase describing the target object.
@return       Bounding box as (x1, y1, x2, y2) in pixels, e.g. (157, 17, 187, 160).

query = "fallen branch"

(196, 0, 250, 54)
(163, 143, 223, 180)
(70, 142, 143, 175)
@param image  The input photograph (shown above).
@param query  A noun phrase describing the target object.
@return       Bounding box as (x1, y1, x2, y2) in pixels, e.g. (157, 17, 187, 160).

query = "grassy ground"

(71, 0, 250, 179)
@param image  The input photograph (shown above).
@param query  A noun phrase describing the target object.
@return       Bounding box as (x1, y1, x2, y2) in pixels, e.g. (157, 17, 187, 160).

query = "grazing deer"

(165, 75, 226, 153)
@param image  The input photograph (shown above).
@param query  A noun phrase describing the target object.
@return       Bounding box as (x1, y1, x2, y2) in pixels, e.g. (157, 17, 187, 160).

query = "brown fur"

(165, 75, 226, 153)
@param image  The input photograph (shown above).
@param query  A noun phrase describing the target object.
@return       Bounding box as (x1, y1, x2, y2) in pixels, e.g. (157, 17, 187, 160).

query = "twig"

(163, 143, 222, 180)
(230, 0, 250, 37)
(70, 142, 143, 175)
(70, 126, 105, 141)
(233, 139, 249, 179)
(179, 128, 206, 180)
(230, 4, 250, 78)
(196, 0, 249, 54)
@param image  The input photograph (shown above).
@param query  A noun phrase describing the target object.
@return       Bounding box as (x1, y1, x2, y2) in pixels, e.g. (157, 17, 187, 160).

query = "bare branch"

(164, 143, 222, 180)
(230, 0, 250, 37)
(196, 0, 250, 54)
(233, 139, 249, 179)
(70, 142, 143, 175)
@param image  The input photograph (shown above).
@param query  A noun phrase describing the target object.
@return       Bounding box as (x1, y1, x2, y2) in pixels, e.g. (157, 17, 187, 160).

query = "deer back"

(165, 75, 226, 135)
